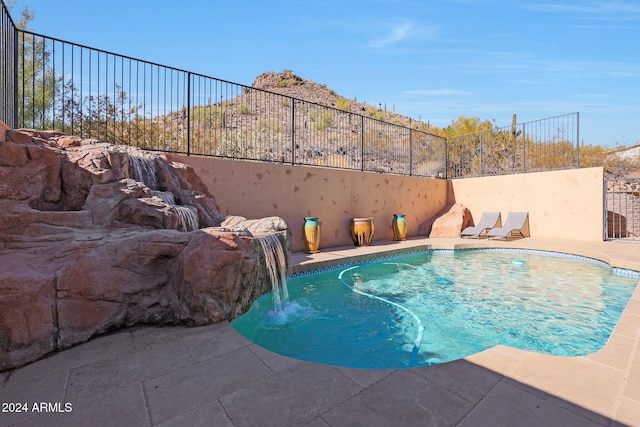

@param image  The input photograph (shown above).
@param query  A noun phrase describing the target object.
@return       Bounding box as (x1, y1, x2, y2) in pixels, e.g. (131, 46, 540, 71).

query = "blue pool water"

(231, 250, 639, 369)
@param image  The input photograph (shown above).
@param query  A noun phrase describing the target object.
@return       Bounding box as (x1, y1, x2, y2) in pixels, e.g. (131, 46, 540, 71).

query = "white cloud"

(370, 21, 438, 48)
(370, 22, 414, 48)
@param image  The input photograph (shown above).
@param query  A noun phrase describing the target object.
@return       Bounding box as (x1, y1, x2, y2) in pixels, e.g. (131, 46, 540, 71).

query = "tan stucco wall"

(450, 167, 604, 241)
(170, 154, 604, 246)
(170, 155, 449, 251)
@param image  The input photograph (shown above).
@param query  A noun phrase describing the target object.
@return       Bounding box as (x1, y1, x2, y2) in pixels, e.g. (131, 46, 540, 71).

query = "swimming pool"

(231, 249, 640, 369)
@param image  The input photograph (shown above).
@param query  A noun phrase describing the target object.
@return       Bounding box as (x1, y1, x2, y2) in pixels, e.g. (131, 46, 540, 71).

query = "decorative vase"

(303, 217, 320, 253)
(392, 213, 407, 241)
(350, 217, 375, 247)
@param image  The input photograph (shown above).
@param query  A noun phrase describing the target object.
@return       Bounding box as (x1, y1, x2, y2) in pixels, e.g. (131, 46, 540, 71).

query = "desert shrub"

(191, 104, 227, 128)
(335, 97, 351, 112)
(579, 144, 608, 168)
(310, 109, 334, 131)
(237, 104, 251, 114)
(366, 107, 386, 121)
(277, 69, 298, 87)
(258, 117, 282, 132)
(215, 130, 255, 158)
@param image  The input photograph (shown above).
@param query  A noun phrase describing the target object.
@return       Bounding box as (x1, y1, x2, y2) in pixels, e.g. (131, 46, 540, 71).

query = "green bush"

(276, 69, 298, 87)
(335, 97, 351, 112)
(310, 110, 334, 131)
(366, 107, 386, 121)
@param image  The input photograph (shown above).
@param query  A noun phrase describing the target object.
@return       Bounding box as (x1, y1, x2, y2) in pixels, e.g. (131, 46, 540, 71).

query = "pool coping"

(289, 237, 640, 275)
(288, 236, 640, 423)
(290, 243, 640, 279)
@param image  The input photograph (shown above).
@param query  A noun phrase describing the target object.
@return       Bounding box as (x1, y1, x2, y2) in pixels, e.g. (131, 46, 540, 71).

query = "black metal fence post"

(479, 133, 483, 176)
(186, 71, 191, 156)
(603, 181, 608, 240)
(360, 115, 364, 172)
(522, 123, 526, 173)
(12, 23, 18, 127)
(290, 97, 295, 165)
(409, 128, 413, 176)
(445, 139, 449, 179)
(576, 112, 580, 168)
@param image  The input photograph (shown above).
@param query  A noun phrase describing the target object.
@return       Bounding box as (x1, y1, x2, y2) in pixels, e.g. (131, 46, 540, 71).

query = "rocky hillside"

(604, 147, 640, 180)
(251, 70, 433, 132)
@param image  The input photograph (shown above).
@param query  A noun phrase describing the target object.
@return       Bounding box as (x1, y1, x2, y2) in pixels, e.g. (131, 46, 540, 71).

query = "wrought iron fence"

(0, 0, 16, 128)
(0, 22, 447, 177)
(446, 113, 580, 178)
(605, 178, 640, 241)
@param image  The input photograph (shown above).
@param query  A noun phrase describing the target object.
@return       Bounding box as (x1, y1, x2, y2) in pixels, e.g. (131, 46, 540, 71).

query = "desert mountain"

(251, 70, 433, 132)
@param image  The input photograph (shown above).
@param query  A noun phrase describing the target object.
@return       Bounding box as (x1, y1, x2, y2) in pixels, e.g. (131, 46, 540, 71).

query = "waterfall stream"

(129, 154, 158, 190)
(151, 190, 175, 205)
(256, 234, 289, 313)
(151, 190, 199, 232)
(173, 206, 199, 232)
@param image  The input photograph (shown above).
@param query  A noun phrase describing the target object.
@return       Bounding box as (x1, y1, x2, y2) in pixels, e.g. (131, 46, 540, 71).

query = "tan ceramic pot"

(350, 217, 375, 246)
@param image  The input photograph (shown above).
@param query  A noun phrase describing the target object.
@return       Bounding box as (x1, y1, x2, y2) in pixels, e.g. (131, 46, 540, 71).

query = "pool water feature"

(256, 234, 290, 315)
(231, 250, 639, 369)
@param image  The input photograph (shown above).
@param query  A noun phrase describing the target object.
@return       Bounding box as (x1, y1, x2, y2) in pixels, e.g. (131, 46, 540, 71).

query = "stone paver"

(156, 400, 234, 427)
(129, 325, 194, 353)
(0, 237, 638, 427)
(458, 380, 605, 427)
(624, 352, 640, 402)
(178, 322, 253, 362)
(507, 353, 626, 421)
(5, 332, 135, 387)
(321, 369, 472, 426)
(247, 344, 303, 373)
(332, 366, 394, 388)
(143, 346, 272, 425)
(615, 397, 640, 427)
(220, 363, 362, 426)
(65, 346, 193, 406)
(411, 358, 504, 405)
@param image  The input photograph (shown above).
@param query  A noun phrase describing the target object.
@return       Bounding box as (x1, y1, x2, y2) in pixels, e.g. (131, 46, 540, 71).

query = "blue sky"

(8, 0, 640, 147)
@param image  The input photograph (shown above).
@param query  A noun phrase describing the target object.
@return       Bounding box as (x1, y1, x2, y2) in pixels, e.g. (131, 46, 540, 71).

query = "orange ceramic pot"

(350, 217, 375, 246)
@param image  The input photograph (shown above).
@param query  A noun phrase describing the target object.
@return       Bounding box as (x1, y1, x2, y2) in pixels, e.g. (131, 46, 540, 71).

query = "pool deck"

(1, 237, 639, 426)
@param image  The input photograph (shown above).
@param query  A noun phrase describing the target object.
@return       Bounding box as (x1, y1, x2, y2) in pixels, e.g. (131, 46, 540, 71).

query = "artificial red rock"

(0, 123, 289, 371)
(428, 203, 473, 238)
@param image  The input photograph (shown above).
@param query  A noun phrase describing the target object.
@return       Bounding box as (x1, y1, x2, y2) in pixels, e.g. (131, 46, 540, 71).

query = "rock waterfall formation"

(0, 122, 290, 371)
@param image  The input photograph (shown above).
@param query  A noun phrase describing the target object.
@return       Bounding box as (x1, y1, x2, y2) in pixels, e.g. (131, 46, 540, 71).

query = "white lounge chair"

(487, 212, 530, 240)
(461, 212, 502, 239)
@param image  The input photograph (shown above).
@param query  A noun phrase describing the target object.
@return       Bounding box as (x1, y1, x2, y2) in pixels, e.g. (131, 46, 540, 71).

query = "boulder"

(427, 203, 473, 238)
(177, 228, 267, 323)
(222, 215, 291, 260)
